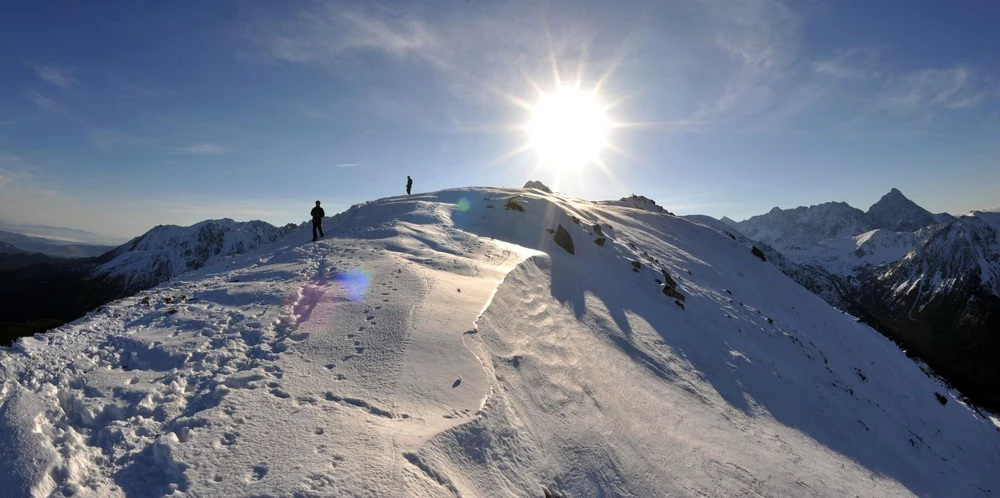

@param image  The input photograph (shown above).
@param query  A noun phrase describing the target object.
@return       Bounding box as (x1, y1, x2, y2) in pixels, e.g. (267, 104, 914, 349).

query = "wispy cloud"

(91, 130, 142, 151)
(811, 48, 882, 81)
(875, 67, 982, 113)
(333, 163, 358, 168)
(178, 143, 230, 155)
(297, 107, 333, 120)
(695, 0, 801, 119)
(0, 155, 40, 190)
(25, 90, 60, 112)
(33, 64, 77, 88)
(246, 6, 436, 66)
(119, 82, 169, 98)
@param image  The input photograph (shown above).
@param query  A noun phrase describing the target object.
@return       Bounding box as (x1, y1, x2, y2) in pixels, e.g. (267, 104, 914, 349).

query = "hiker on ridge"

(311, 200, 325, 241)
(406, 176, 413, 195)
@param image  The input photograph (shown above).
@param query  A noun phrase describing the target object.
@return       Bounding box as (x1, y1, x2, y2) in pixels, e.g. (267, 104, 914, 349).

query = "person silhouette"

(406, 176, 413, 195)
(310, 200, 325, 241)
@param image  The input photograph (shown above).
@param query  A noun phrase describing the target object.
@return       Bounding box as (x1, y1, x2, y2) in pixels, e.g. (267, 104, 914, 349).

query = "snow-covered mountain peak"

(2, 188, 998, 496)
(735, 201, 874, 252)
(867, 188, 939, 232)
(93, 218, 296, 293)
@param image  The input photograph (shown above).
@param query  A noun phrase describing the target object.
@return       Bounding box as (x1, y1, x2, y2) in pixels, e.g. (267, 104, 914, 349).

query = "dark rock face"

(553, 225, 575, 255)
(866, 188, 939, 232)
(594, 237, 607, 247)
(505, 197, 525, 212)
(620, 195, 673, 215)
(660, 269, 686, 301)
(523, 180, 552, 193)
(751, 246, 767, 262)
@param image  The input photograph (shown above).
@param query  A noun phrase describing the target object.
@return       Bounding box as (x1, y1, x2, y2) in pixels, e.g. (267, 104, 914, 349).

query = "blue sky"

(1, 0, 998, 239)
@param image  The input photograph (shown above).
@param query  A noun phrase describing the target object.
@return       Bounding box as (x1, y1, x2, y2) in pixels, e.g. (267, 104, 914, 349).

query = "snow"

(2, 187, 998, 497)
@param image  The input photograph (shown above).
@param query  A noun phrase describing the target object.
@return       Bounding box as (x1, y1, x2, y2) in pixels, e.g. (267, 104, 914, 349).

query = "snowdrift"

(1, 187, 997, 497)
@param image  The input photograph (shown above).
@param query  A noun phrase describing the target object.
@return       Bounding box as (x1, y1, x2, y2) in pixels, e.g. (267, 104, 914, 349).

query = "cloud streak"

(178, 144, 230, 155)
(875, 67, 982, 113)
(91, 130, 142, 151)
(34, 64, 77, 88)
(247, 5, 436, 66)
(25, 90, 60, 112)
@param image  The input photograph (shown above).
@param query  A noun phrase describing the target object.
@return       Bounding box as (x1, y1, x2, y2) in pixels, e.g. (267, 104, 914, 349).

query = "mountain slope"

(0, 241, 24, 255)
(853, 211, 1000, 410)
(867, 188, 940, 232)
(1, 188, 997, 496)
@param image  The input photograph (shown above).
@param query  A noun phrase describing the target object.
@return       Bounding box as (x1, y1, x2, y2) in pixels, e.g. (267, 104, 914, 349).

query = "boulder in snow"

(522, 180, 552, 193)
(553, 225, 575, 254)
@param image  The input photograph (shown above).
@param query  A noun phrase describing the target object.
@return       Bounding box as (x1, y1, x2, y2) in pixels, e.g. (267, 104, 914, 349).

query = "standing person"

(406, 176, 413, 195)
(311, 200, 325, 242)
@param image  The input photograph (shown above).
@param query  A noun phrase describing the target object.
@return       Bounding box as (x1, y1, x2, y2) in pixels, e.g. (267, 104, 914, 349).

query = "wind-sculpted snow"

(1, 188, 998, 496)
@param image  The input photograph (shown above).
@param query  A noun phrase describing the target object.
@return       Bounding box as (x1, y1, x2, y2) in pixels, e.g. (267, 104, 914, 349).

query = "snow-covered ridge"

(601, 193, 673, 214)
(93, 218, 297, 292)
(737, 201, 874, 251)
(731, 190, 1000, 301)
(884, 210, 1000, 300)
(1, 188, 997, 496)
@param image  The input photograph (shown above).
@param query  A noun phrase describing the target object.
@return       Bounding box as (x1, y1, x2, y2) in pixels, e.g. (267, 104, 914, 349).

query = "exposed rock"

(620, 194, 673, 215)
(866, 188, 938, 232)
(505, 197, 525, 212)
(631, 261, 641, 272)
(593, 224, 602, 235)
(553, 225, 575, 255)
(664, 286, 686, 301)
(594, 237, 607, 247)
(751, 246, 767, 262)
(661, 269, 686, 301)
(522, 180, 552, 193)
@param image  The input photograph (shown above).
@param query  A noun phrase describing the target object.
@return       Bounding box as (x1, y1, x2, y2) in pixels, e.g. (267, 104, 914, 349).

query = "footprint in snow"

(250, 465, 268, 481)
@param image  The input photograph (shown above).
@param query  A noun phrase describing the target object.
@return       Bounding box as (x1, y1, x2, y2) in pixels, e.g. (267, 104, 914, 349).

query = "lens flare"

(336, 267, 371, 301)
(456, 197, 471, 212)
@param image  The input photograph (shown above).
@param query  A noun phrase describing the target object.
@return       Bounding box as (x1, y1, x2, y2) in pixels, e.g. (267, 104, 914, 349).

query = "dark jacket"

(311, 206, 325, 221)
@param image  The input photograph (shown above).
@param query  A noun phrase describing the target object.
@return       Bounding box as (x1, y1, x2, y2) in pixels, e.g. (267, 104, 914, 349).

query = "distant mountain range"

(0, 230, 116, 258)
(0, 219, 297, 343)
(0, 220, 122, 245)
(724, 189, 1000, 412)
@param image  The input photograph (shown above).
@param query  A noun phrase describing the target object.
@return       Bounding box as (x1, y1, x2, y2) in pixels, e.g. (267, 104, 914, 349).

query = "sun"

(525, 86, 611, 173)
